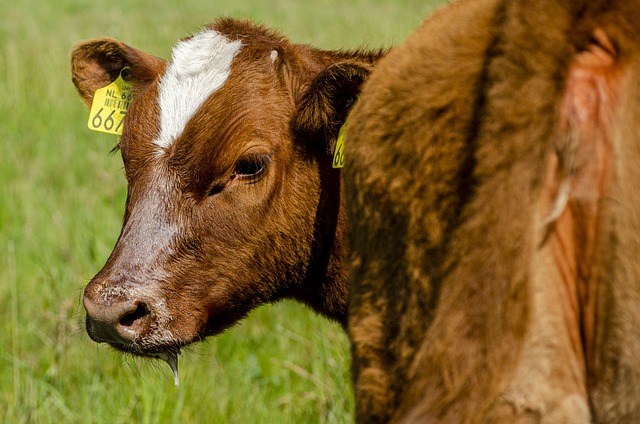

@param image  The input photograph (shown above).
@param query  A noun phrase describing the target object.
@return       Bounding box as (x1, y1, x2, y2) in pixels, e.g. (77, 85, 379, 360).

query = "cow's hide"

(345, 0, 640, 422)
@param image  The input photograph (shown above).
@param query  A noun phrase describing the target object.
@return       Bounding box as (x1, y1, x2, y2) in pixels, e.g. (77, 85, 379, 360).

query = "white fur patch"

(154, 29, 243, 149)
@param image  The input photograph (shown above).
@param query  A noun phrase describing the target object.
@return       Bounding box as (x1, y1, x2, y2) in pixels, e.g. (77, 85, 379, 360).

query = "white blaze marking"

(154, 29, 243, 149)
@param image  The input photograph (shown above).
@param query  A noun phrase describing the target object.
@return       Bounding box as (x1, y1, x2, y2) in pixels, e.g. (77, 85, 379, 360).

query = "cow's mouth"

(84, 300, 187, 387)
(86, 317, 184, 386)
(113, 344, 182, 387)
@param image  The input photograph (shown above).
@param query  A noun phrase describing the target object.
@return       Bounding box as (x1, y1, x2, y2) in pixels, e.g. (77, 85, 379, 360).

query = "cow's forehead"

(154, 29, 243, 150)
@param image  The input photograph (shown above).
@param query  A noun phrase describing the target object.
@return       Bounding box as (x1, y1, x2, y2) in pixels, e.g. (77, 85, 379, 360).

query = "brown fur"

(345, 0, 640, 422)
(71, 18, 383, 355)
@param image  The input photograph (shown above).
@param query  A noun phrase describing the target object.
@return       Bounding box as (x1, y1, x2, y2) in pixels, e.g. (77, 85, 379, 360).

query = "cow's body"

(346, 0, 640, 422)
(72, 19, 381, 360)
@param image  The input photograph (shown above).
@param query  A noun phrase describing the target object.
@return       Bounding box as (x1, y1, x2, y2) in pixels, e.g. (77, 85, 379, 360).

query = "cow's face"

(72, 19, 378, 359)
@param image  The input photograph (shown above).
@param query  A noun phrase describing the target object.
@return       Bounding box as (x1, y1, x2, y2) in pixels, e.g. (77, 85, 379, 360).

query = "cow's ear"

(291, 62, 372, 145)
(71, 37, 166, 108)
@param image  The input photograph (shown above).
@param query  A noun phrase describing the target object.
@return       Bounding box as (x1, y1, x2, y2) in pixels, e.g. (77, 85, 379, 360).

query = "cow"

(345, 0, 640, 422)
(71, 18, 381, 378)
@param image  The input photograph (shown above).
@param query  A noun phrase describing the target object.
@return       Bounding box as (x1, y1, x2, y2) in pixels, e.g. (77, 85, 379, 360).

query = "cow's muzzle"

(83, 289, 152, 348)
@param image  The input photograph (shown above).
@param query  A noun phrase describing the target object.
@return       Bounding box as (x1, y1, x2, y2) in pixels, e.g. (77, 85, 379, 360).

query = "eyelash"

(207, 153, 271, 197)
(229, 153, 270, 182)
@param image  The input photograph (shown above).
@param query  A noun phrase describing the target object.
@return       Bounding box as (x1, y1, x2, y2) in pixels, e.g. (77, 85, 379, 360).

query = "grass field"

(1, 0, 443, 422)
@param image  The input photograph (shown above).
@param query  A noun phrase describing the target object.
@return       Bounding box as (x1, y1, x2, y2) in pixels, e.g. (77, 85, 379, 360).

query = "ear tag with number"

(332, 123, 346, 169)
(88, 67, 133, 135)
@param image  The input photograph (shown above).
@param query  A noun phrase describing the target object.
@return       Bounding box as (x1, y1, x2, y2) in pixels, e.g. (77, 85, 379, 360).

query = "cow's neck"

(293, 158, 349, 328)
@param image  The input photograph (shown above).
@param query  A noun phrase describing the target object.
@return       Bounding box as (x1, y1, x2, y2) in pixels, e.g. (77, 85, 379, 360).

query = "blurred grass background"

(0, 0, 443, 422)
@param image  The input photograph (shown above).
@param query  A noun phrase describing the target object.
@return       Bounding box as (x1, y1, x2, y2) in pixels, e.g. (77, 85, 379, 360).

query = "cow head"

(72, 18, 381, 362)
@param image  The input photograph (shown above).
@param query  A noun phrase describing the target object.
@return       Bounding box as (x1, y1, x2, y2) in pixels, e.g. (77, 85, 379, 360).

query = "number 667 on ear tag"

(87, 67, 133, 135)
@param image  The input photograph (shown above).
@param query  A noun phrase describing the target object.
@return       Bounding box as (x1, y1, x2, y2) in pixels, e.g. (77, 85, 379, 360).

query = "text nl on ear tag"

(87, 67, 133, 135)
(332, 123, 346, 169)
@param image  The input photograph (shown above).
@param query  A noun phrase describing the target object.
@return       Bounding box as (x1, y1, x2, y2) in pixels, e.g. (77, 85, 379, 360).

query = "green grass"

(0, 0, 443, 422)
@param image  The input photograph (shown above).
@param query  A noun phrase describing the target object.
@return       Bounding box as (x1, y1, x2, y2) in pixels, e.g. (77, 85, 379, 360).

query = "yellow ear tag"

(87, 67, 133, 135)
(332, 123, 346, 168)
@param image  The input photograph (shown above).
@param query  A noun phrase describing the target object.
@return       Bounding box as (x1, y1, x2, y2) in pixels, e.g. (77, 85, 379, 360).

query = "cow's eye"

(207, 153, 270, 197)
(231, 153, 270, 181)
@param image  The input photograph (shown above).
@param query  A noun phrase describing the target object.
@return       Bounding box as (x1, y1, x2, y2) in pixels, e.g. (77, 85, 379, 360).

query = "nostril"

(119, 302, 149, 327)
(83, 287, 153, 345)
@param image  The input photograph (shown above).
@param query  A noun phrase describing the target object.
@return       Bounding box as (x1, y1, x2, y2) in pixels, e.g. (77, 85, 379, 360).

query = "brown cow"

(346, 0, 640, 422)
(71, 18, 381, 375)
